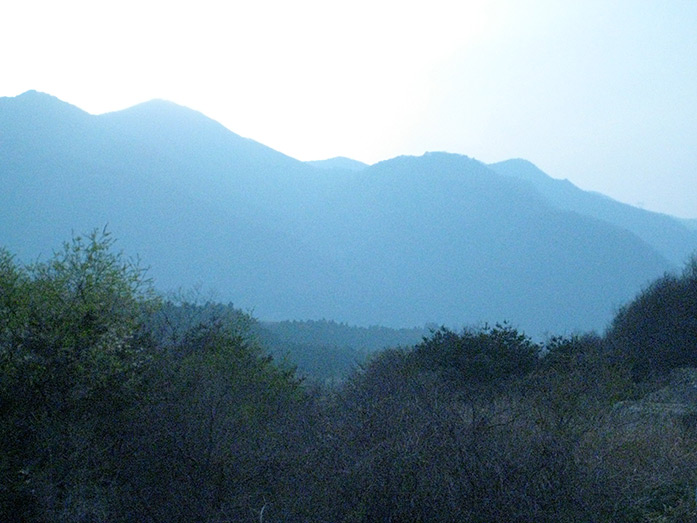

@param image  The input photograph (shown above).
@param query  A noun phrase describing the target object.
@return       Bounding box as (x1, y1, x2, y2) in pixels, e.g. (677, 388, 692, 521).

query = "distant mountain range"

(2, 90, 695, 337)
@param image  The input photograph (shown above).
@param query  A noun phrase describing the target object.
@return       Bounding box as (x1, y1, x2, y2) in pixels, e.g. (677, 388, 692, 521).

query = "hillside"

(681, 218, 697, 231)
(489, 159, 697, 266)
(1, 91, 693, 336)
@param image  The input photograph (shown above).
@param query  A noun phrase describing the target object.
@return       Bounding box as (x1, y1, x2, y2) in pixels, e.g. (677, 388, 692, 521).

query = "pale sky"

(2, 0, 696, 217)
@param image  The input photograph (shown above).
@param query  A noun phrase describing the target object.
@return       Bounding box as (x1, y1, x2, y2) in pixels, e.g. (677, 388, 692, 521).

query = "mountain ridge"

(306, 156, 369, 171)
(489, 159, 697, 266)
(1, 91, 693, 337)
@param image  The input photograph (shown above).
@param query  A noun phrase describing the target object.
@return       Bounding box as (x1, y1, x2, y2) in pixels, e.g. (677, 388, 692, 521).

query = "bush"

(412, 323, 540, 390)
(319, 334, 587, 522)
(0, 229, 158, 521)
(607, 257, 697, 380)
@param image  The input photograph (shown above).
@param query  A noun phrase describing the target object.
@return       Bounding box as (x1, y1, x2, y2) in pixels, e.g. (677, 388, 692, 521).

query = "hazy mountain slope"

(0, 91, 685, 337)
(255, 319, 429, 381)
(259, 319, 429, 353)
(681, 218, 697, 231)
(0, 91, 350, 318)
(489, 159, 697, 266)
(310, 152, 672, 334)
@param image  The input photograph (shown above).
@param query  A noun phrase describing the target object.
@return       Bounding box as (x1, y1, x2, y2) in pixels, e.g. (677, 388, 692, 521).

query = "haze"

(2, 0, 695, 217)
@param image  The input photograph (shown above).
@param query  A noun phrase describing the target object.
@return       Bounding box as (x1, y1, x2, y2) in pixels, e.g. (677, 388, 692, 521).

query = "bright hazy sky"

(2, 1, 696, 217)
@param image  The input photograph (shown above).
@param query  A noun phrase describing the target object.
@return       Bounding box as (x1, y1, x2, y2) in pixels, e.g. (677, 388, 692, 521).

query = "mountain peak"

(307, 157, 369, 172)
(96, 96, 302, 170)
(369, 151, 484, 175)
(1, 90, 88, 118)
(101, 98, 214, 125)
(2, 91, 694, 337)
(14, 89, 61, 102)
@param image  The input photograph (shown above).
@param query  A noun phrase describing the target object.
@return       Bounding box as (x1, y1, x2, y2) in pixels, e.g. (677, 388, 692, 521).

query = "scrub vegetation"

(2, 231, 697, 521)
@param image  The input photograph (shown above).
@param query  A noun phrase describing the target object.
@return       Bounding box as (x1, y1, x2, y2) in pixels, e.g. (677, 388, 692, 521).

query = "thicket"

(1, 232, 696, 521)
(607, 257, 697, 380)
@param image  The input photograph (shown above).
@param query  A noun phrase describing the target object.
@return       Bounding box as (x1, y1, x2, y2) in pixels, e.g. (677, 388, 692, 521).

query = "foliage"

(320, 338, 580, 522)
(607, 256, 697, 380)
(314, 331, 697, 522)
(259, 319, 427, 352)
(535, 334, 636, 414)
(256, 319, 428, 384)
(412, 323, 540, 390)
(115, 318, 310, 522)
(2, 232, 697, 521)
(0, 229, 158, 521)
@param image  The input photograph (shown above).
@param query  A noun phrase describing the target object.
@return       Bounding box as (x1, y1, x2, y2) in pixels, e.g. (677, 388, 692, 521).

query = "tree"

(0, 229, 158, 520)
(116, 312, 312, 522)
(607, 256, 697, 380)
(412, 323, 540, 390)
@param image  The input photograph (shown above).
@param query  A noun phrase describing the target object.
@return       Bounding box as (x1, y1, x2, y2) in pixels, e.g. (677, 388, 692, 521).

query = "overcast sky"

(2, 0, 696, 217)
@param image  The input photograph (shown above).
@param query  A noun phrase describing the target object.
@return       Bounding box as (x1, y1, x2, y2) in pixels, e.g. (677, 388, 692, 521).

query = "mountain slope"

(310, 152, 673, 334)
(489, 159, 697, 266)
(0, 91, 348, 318)
(0, 91, 689, 337)
(680, 218, 697, 231)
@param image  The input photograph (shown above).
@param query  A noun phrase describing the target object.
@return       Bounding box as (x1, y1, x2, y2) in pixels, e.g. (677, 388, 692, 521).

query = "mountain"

(489, 159, 697, 266)
(2, 91, 693, 337)
(681, 218, 697, 231)
(0, 91, 343, 315)
(306, 157, 369, 171)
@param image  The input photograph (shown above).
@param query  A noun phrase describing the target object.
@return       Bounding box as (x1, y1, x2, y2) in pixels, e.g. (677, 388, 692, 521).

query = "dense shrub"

(0, 232, 313, 522)
(115, 319, 312, 522)
(0, 230, 158, 521)
(411, 323, 540, 390)
(321, 337, 584, 522)
(607, 257, 697, 380)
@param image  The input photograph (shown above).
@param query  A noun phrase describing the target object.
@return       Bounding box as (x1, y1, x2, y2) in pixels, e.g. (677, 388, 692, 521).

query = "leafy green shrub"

(0, 231, 314, 521)
(0, 229, 158, 521)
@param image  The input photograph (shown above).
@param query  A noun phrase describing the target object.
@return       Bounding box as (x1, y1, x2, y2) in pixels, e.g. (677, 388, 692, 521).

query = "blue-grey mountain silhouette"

(2, 91, 695, 337)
